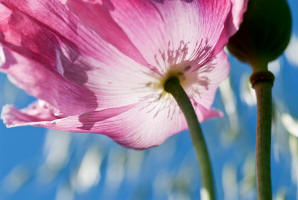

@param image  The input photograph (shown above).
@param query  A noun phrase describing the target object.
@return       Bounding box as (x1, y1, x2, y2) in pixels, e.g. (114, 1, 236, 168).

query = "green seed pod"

(227, 0, 292, 70)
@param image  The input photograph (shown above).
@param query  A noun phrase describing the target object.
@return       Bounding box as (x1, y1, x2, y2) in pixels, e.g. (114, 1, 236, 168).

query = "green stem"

(250, 70, 274, 200)
(164, 76, 215, 200)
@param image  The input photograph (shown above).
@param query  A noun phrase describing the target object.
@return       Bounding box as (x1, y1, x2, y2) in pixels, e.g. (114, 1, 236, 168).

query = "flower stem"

(164, 76, 215, 200)
(250, 70, 274, 200)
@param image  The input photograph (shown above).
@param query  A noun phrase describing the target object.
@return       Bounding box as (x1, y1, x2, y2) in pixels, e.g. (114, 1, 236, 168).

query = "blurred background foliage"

(0, 0, 298, 199)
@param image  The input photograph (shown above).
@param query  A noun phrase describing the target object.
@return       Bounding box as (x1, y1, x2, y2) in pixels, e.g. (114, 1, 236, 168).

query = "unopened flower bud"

(227, 0, 292, 71)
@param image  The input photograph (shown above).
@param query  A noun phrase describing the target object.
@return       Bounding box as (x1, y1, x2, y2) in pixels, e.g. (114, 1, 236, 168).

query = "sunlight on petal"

(0, 45, 4, 66)
(0, 0, 243, 149)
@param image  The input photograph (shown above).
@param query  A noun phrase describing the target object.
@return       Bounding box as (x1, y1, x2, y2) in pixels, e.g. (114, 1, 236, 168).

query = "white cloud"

(285, 34, 298, 67)
(281, 113, 298, 137)
(268, 59, 281, 75)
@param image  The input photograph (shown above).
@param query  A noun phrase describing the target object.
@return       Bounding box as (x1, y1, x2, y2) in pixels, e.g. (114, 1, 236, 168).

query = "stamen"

(184, 65, 191, 72)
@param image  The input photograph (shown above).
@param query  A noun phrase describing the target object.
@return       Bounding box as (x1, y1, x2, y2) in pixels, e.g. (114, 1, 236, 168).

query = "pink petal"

(0, 1, 100, 115)
(187, 50, 230, 109)
(1, 46, 97, 116)
(1, 100, 220, 149)
(63, 0, 150, 67)
(0, 1, 158, 110)
(0, 0, 247, 149)
(214, 0, 248, 53)
(0, 0, 246, 113)
(1, 101, 133, 128)
(103, 0, 234, 72)
(64, 0, 238, 72)
(65, 0, 167, 72)
(230, 0, 248, 31)
(2, 101, 62, 126)
(151, 0, 233, 68)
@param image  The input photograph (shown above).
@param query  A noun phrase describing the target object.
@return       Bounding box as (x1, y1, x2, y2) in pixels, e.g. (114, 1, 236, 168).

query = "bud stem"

(164, 76, 215, 200)
(250, 70, 274, 200)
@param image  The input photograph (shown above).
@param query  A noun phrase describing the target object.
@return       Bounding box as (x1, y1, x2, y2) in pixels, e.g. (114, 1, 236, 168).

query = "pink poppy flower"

(0, 0, 247, 149)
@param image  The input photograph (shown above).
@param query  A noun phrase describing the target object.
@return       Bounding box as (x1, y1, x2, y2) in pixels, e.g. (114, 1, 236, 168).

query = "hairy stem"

(164, 76, 215, 200)
(250, 71, 274, 200)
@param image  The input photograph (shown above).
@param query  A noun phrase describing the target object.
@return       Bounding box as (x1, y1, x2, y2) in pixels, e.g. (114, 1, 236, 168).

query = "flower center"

(144, 59, 215, 107)
(151, 63, 192, 91)
(142, 63, 198, 105)
(140, 61, 214, 119)
(164, 75, 181, 93)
